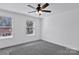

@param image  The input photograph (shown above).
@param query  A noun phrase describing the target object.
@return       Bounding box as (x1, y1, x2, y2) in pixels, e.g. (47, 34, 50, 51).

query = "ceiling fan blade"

(42, 3, 49, 9)
(28, 11, 36, 13)
(42, 10, 51, 13)
(27, 5, 36, 9)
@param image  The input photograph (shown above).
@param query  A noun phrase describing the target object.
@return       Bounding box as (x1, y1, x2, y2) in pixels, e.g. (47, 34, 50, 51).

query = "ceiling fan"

(27, 3, 51, 15)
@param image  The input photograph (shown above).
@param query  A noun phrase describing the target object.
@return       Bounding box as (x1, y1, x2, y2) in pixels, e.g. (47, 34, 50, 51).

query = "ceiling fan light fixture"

(36, 11, 43, 15)
(38, 11, 43, 15)
(27, 3, 51, 16)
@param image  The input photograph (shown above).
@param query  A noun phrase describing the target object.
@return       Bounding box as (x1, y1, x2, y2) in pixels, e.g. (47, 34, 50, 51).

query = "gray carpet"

(9, 40, 79, 55)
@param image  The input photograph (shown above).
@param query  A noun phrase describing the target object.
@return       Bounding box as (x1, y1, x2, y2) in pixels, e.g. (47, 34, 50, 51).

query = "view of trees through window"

(26, 20, 34, 35)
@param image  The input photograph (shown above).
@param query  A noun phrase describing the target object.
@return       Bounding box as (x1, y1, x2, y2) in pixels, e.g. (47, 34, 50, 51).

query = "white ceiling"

(0, 3, 79, 18)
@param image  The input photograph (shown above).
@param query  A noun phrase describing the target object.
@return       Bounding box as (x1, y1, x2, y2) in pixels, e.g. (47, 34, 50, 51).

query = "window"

(26, 20, 35, 36)
(0, 16, 12, 39)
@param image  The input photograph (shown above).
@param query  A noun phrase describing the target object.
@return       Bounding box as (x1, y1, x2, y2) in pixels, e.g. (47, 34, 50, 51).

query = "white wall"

(0, 9, 42, 49)
(42, 9, 79, 51)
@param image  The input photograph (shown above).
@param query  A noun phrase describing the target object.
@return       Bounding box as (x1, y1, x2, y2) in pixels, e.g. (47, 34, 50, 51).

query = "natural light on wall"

(0, 16, 13, 39)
